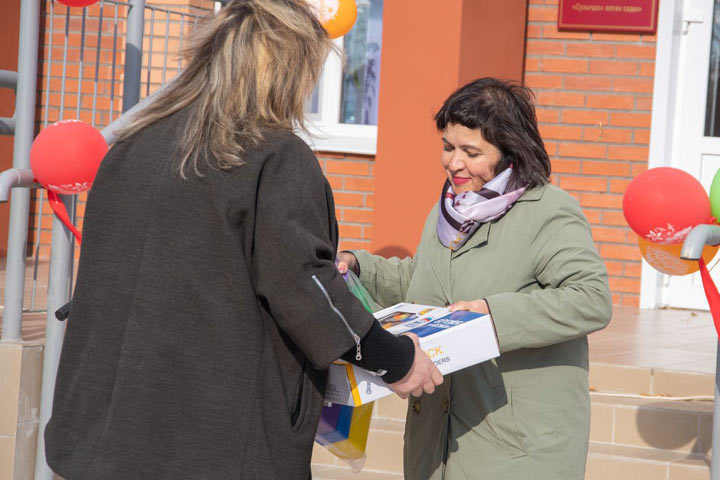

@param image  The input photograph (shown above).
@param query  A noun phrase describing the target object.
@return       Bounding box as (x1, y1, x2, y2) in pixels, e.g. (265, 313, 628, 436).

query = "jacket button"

(441, 400, 449, 413)
(413, 400, 421, 413)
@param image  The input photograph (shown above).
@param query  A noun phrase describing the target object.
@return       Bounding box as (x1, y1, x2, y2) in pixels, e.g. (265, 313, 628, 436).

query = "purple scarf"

(437, 168, 526, 251)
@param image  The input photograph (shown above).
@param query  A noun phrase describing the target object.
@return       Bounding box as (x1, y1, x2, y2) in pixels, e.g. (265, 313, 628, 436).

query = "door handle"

(682, 9, 705, 34)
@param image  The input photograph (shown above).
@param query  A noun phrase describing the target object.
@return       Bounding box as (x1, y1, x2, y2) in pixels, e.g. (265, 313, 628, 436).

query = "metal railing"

(0, 1, 207, 478)
(1, 0, 203, 321)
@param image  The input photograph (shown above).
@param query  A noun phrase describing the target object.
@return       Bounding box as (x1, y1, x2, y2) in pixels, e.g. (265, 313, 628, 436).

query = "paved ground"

(590, 306, 716, 374)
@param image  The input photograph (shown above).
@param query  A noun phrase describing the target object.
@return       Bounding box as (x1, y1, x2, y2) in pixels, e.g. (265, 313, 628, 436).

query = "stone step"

(589, 362, 715, 398)
(590, 393, 713, 456)
(315, 440, 713, 479)
(313, 378, 717, 477)
(311, 465, 403, 480)
(586, 442, 709, 480)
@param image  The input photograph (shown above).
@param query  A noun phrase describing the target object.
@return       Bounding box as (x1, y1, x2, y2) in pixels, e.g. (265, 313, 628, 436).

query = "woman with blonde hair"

(44, 1, 440, 478)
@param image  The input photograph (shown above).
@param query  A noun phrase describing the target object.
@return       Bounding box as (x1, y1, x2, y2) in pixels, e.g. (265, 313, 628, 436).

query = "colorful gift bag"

(314, 268, 381, 471)
(314, 401, 374, 472)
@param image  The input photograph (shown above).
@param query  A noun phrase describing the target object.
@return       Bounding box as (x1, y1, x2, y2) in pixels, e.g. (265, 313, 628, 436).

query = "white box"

(325, 303, 500, 406)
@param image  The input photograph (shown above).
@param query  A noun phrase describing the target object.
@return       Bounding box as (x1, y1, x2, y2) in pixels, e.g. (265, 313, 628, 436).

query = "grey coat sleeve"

(486, 194, 612, 353)
(250, 138, 376, 369)
(350, 208, 436, 307)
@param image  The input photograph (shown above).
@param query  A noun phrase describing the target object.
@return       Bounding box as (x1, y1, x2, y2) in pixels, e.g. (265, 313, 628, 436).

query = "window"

(302, 0, 384, 155)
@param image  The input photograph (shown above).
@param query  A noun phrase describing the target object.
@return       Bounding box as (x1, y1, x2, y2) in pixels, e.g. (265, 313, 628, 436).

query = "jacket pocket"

(290, 358, 309, 431)
(509, 383, 559, 454)
(486, 385, 527, 458)
(290, 359, 326, 434)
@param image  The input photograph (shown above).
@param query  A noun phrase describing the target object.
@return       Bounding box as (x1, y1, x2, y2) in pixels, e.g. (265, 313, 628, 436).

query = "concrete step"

(586, 442, 709, 480)
(313, 373, 717, 478)
(590, 362, 715, 398)
(590, 393, 713, 456)
(311, 465, 403, 480)
(314, 442, 711, 480)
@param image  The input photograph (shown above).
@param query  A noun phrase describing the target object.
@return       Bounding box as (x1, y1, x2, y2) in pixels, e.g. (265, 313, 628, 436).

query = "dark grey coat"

(44, 110, 375, 479)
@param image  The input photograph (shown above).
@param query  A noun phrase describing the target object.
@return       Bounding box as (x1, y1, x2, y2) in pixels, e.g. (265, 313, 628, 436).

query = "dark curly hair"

(434, 78, 551, 191)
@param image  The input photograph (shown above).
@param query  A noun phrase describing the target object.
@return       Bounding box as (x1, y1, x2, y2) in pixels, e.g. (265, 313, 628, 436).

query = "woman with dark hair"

(44, 1, 441, 479)
(337, 77, 612, 479)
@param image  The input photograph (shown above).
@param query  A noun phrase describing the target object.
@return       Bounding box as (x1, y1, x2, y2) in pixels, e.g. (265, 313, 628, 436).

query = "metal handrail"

(0, 70, 18, 90)
(0, 168, 39, 202)
(0, 118, 14, 135)
(2, 0, 204, 329)
(2, 0, 40, 343)
(681, 224, 720, 480)
(0, 69, 17, 135)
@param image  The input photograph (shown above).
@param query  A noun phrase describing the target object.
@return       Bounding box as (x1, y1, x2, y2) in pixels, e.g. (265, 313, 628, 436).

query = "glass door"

(665, 0, 720, 308)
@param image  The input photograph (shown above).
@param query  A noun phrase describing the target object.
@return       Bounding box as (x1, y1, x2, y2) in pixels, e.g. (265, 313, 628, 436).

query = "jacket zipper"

(311, 274, 362, 361)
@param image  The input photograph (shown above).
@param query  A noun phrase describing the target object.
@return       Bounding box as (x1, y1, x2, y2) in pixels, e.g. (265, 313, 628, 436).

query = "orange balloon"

(308, 0, 358, 39)
(638, 238, 719, 275)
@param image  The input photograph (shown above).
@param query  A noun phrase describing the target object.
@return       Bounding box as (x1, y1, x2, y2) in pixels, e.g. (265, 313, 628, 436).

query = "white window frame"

(640, 0, 683, 308)
(299, 38, 379, 155)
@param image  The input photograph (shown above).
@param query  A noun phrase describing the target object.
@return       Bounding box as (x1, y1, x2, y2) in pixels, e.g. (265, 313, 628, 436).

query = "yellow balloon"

(308, 0, 358, 39)
(638, 238, 719, 275)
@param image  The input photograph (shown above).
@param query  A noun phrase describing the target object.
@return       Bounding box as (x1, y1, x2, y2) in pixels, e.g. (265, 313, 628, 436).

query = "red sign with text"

(558, 0, 658, 33)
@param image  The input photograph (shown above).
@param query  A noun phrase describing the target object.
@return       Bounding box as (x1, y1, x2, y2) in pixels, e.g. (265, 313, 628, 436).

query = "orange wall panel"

(525, 2, 657, 307)
(458, 0, 528, 86)
(370, 0, 463, 257)
(371, 0, 528, 257)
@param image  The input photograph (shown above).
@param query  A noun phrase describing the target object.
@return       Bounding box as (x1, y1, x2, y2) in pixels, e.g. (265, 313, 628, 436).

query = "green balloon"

(711, 169, 720, 221)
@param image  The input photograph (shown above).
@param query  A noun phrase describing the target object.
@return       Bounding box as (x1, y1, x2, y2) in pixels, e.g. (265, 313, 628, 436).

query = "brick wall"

(30, 0, 651, 307)
(317, 152, 375, 252)
(32, 0, 208, 259)
(31, 2, 374, 264)
(525, 0, 655, 307)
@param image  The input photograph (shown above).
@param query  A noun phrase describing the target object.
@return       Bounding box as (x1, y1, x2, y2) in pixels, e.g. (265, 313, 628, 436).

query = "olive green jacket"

(353, 184, 612, 480)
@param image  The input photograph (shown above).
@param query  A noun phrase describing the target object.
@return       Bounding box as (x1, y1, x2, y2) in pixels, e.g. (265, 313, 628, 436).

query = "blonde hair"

(117, 0, 333, 176)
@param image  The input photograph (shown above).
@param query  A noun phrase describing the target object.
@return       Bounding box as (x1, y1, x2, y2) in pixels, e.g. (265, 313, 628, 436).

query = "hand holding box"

(325, 303, 500, 406)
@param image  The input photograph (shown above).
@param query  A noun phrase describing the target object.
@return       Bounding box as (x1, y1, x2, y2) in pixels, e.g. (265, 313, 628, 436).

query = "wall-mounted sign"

(558, 0, 658, 33)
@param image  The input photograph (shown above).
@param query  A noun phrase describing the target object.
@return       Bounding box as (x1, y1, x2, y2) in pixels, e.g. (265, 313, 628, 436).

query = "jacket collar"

(516, 183, 547, 203)
(452, 221, 490, 257)
(428, 183, 549, 297)
(449, 183, 547, 257)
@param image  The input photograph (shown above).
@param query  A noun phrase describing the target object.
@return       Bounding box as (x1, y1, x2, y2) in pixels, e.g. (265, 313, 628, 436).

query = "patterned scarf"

(437, 168, 526, 251)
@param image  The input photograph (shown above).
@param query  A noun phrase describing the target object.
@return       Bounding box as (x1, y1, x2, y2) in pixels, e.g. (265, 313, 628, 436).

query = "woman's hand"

(449, 299, 489, 315)
(388, 333, 443, 399)
(336, 251, 359, 275)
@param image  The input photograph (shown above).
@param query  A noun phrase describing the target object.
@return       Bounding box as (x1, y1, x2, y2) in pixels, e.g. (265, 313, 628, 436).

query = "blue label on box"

(408, 311, 485, 338)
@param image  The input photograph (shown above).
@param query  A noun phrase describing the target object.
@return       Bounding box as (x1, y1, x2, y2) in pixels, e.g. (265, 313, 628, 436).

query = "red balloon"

(30, 119, 108, 195)
(47, 190, 83, 244)
(623, 167, 712, 244)
(57, 0, 100, 7)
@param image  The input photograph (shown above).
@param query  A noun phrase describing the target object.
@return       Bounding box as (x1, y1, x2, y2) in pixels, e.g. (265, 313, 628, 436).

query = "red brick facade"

(29, 0, 656, 307)
(317, 152, 376, 252)
(524, 0, 656, 307)
(31, 0, 209, 258)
